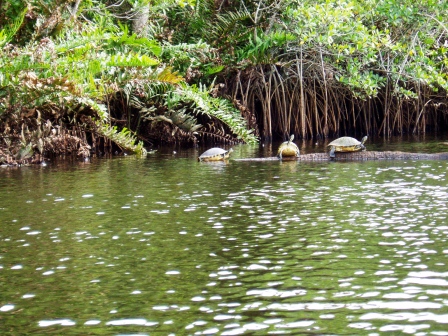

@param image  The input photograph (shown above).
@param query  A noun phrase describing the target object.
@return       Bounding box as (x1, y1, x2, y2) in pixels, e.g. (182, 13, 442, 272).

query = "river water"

(1, 137, 448, 335)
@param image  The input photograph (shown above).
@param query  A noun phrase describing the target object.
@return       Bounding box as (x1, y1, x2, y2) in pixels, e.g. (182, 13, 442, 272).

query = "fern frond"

(125, 80, 173, 104)
(0, 7, 27, 47)
(77, 98, 109, 121)
(176, 83, 258, 144)
(237, 31, 295, 64)
(112, 27, 162, 56)
(207, 9, 252, 42)
(0, 55, 51, 80)
(165, 108, 202, 132)
(107, 53, 159, 67)
(156, 66, 184, 84)
(94, 121, 147, 156)
(56, 27, 162, 57)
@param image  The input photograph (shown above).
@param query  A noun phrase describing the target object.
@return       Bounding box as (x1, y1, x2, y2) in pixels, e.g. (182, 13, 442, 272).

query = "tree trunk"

(132, 3, 149, 37)
(70, 0, 82, 21)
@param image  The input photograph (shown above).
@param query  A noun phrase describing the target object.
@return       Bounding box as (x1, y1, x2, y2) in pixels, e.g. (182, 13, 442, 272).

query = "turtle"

(328, 135, 368, 158)
(198, 147, 233, 162)
(277, 134, 300, 159)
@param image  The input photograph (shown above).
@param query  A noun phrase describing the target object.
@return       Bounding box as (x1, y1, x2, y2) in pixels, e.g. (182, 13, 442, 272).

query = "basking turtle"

(277, 134, 300, 159)
(198, 148, 233, 162)
(328, 136, 368, 158)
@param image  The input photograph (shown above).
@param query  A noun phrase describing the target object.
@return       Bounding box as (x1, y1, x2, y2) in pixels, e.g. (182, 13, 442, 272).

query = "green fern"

(161, 40, 218, 75)
(0, 7, 27, 47)
(94, 121, 147, 156)
(123, 80, 173, 110)
(107, 54, 159, 67)
(119, 78, 257, 143)
(237, 31, 296, 64)
(112, 24, 162, 56)
(175, 83, 257, 144)
(207, 9, 252, 42)
(0, 4, 260, 158)
(165, 108, 202, 132)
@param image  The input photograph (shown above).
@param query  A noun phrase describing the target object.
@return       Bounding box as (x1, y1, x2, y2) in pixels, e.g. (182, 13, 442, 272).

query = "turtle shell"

(328, 136, 367, 157)
(277, 135, 300, 159)
(328, 137, 361, 147)
(198, 148, 233, 162)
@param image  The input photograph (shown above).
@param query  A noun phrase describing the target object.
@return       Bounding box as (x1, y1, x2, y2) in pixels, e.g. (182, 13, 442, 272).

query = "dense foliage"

(0, 0, 257, 164)
(191, 0, 448, 139)
(1, 0, 447, 163)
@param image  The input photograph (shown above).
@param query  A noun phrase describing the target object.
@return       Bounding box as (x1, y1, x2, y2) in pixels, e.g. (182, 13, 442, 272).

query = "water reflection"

(0, 154, 447, 334)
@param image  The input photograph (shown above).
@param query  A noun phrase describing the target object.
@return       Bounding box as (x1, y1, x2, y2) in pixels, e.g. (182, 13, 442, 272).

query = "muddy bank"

(234, 151, 448, 162)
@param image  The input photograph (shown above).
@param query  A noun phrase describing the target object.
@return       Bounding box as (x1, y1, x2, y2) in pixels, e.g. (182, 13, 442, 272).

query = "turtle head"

(329, 146, 336, 158)
(288, 134, 294, 144)
(360, 135, 368, 150)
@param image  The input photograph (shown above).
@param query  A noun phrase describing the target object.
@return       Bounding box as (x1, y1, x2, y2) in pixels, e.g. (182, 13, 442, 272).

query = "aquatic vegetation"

(189, 0, 448, 139)
(0, 0, 257, 164)
(1, 0, 447, 164)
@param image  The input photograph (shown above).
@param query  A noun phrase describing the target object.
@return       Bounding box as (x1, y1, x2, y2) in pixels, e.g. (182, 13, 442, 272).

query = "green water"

(1, 140, 448, 335)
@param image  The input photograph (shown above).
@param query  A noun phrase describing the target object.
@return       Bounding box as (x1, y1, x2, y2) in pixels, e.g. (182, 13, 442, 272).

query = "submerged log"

(234, 151, 448, 162)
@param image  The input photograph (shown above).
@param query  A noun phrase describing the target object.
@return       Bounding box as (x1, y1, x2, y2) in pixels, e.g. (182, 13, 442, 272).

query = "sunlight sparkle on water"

(39, 319, 75, 327)
(106, 319, 158, 326)
(0, 305, 14, 312)
(1, 154, 448, 335)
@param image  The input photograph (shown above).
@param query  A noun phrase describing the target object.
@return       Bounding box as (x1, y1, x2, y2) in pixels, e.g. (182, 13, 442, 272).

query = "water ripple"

(1, 158, 447, 334)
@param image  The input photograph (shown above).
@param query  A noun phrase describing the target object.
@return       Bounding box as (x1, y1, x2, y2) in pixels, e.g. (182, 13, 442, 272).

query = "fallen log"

(234, 151, 448, 162)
